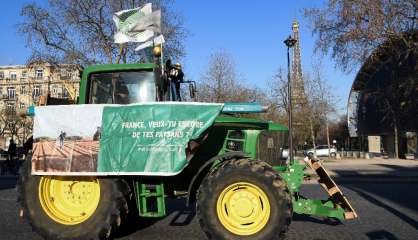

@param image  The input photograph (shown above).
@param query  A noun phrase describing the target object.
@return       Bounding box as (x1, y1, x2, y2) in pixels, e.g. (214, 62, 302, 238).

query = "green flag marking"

(117, 9, 146, 33)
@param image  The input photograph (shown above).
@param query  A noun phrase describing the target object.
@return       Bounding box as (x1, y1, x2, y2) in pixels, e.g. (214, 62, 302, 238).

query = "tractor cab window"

(89, 71, 156, 104)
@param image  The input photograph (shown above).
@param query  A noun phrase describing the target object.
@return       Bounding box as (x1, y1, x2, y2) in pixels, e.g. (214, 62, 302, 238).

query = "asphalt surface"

(318, 158, 418, 178)
(1, 176, 417, 240)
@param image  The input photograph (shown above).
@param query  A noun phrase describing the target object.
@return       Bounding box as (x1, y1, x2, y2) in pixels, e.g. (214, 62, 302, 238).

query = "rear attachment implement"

(279, 157, 358, 221)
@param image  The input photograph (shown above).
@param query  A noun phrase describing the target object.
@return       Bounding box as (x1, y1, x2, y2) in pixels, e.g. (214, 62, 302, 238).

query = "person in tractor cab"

(115, 81, 130, 104)
(168, 62, 184, 101)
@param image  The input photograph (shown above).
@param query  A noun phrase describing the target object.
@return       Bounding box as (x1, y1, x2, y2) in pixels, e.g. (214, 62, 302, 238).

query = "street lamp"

(284, 35, 297, 165)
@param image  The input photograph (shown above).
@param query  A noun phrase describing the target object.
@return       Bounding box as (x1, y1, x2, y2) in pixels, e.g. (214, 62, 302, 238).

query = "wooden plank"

(344, 212, 357, 220)
(341, 196, 358, 218)
(328, 186, 339, 196)
(306, 158, 358, 219)
(312, 161, 321, 170)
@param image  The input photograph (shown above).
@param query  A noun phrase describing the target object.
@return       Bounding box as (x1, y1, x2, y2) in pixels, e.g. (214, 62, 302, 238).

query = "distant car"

(306, 145, 337, 158)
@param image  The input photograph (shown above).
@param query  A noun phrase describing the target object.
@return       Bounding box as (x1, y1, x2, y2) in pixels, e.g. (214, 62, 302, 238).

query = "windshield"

(89, 71, 156, 104)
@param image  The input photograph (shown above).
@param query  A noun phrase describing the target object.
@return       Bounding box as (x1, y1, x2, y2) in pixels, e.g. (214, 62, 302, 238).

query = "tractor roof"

(83, 63, 156, 76)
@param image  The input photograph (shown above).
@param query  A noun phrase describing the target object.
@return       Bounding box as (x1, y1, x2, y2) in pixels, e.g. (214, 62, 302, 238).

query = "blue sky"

(0, 0, 356, 114)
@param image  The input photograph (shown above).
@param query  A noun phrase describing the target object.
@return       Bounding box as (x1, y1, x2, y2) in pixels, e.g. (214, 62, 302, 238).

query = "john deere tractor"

(18, 50, 356, 240)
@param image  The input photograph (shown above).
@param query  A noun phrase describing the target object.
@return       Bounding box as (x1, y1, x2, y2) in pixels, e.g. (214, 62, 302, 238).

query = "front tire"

(197, 159, 292, 240)
(17, 156, 130, 240)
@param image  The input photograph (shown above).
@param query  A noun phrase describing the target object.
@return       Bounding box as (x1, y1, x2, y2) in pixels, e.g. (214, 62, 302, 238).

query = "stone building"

(0, 63, 82, 148)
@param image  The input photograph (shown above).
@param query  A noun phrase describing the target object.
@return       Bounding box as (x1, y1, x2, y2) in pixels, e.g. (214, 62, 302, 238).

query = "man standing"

(7, 139, 16, 168)
(59, 131, 65, 149)
(168, 63, 184, 101)
(93, 127, 102, 141)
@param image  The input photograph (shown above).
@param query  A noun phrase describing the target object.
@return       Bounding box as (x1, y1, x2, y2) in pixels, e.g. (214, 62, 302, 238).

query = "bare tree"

(328, 114, 350, 149)
(306, 1, 417, 159)
(199, 50, 257, 103)
(269, 63, 338, 157)
(303, 72, 321, 154)
(19, 0, 188, 65)
(305, 65, 339, 159)
(197, 49, 288, 124)
(0, 108, 31, 145)
(268, 67, 312, 149)
(305, 0, 417, 72)
(268, 68, 288, 114)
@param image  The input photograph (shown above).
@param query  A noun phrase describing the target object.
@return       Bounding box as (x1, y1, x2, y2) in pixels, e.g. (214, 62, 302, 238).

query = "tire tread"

(17, 156, 131, 240)
(197, 158, 292, 240)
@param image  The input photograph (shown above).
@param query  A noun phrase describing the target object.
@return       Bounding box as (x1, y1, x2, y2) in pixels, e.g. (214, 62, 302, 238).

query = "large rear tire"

(17, 156, 130, 240)
(197, 159, 292, 240)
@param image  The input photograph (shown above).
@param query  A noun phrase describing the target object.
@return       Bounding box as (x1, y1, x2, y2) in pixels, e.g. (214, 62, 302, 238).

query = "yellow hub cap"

(216, 182, 270, 236)
(38, 176, 100, 225)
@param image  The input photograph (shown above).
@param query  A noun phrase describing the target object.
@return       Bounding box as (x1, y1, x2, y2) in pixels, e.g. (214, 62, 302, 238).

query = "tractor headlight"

(225, 130, 245, 152)
(226, 140, 243, 151)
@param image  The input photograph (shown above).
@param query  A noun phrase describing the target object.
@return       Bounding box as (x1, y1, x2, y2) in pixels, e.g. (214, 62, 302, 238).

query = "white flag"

(113, 3, 161, 44)
(113, 3, 152, 32)
(131, 10, 161, 33)
(115, 30, 154, 44)
(135, 35, 165, 51)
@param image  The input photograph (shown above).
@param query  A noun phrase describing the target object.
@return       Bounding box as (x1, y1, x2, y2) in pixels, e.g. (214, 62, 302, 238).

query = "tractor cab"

(89, 69, 157, 104)
(79, 53, 196, 105)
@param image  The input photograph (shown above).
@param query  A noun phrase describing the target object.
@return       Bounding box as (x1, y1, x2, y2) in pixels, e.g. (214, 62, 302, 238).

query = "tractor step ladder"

(306, 158, 358, 220)
(134, 183, 166, 217)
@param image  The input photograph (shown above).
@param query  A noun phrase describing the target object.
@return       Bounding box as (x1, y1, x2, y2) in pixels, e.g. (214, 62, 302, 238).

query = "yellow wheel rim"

(216, 182, 270, 236)
(38, 176, 100, 225)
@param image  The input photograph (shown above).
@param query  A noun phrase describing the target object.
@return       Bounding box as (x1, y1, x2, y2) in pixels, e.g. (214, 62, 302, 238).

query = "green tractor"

(18, 55, 356, 240)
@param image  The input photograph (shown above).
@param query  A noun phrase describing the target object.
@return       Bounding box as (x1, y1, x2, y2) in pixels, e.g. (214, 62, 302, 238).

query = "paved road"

(1, 177, 417, 240)
(320, 158, 418, 178)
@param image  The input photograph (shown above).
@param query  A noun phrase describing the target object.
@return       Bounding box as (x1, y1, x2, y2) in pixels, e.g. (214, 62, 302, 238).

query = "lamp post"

(284, 35, 297, 165)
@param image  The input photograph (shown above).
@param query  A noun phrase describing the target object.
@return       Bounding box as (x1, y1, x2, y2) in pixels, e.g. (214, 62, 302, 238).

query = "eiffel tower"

(290, 20, 307, 109)
(290, 19, 309, 137)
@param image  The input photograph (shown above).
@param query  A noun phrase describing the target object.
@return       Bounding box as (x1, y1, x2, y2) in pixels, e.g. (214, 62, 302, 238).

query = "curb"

(0, 175, 18, 179)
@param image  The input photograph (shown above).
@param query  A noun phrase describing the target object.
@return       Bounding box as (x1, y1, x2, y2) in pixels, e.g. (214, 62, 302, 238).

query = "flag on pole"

(113, 3, 161, 44)
(114, 30, 154, 44)
(135, 35, 165, 52)
(131, 10, 161, 33)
